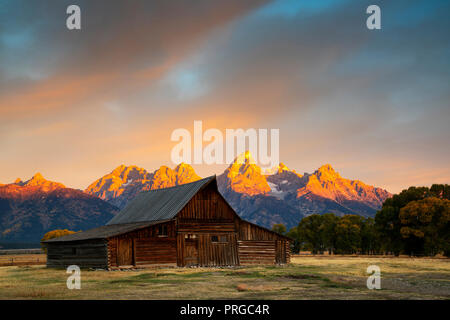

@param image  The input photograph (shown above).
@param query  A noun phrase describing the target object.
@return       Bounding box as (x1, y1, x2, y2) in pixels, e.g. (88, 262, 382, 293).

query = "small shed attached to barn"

(42, 176, 291, 269)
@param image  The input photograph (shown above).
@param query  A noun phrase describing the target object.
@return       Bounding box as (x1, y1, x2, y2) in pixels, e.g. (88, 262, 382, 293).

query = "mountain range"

(0, 173, 118, 244)
(86, 151, 390, 228)
(85, 163, 201, 209)
(0, 152, 391, 244)
(217, 152, 390, 228)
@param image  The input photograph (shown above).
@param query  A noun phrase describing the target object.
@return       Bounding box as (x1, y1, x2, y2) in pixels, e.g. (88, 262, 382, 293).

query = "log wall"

(108, 221, 176, 267)
(46, 240, 108, 269)
(285, 240, 291, 264)
(237, 220, 291, 264)
(135, 237, 176, 266)
(238, 240, 276, 265)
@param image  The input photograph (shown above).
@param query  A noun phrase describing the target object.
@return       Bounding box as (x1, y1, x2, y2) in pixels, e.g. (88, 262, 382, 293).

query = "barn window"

(158, 225, 168, 237)
(184, 234, 197, 239)
(211, 235, 227, 243)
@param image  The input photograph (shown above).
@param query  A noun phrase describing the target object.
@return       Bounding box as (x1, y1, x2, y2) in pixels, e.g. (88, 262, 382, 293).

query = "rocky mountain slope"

(217, 153, 390, 229)
(0, 174, 119, 243)
(85, 163, 201, 208)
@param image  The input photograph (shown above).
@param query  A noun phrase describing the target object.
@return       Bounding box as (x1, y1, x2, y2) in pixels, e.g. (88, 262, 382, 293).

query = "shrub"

(40, 229, 77, 252)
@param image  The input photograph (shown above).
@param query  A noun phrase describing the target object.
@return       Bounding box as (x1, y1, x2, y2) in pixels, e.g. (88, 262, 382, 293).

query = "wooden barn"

(42, 176, 291, 269)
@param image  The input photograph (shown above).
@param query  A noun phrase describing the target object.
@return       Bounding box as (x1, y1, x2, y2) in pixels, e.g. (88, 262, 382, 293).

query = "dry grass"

(0, 255, 448, 299)
(0, 254, 46, 266)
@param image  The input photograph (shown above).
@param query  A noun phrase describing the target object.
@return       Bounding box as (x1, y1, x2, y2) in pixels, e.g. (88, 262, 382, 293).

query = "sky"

(0, 0, 449, 193)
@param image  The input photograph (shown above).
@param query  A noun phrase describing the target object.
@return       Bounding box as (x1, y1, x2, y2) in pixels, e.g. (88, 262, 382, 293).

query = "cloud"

(0, 0, 449, 193)
(0, 0, 268, 117)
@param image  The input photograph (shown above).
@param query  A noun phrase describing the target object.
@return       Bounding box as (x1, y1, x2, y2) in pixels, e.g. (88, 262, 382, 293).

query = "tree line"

(272, 184, 449, 257)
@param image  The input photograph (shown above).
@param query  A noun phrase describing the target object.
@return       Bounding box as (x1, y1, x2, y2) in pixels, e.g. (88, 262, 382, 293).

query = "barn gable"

(107, 176, 216, 225)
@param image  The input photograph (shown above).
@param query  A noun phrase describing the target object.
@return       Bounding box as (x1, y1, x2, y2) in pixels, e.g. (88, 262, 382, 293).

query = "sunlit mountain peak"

(86, 163, 201, 207)
(19, 172, 66, 191)
(233, 150, 256, 165)
(30, 172, 44, 181)
(315, 164, 340, 180)
(220, 150, 271, 196)
(174, 163, 201, 184)
(265, 162, 292, 175)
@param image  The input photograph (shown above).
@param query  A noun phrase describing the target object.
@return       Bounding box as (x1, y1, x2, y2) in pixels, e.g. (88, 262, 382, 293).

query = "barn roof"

(42, 220, 169, 243)
(106, 175, 216, 225)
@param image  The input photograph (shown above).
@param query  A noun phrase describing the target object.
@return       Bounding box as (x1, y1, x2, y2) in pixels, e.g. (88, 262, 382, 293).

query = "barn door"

(117, 238, 134, 266)
(184, 238, 198, 266)
(275, 240, 286, 264)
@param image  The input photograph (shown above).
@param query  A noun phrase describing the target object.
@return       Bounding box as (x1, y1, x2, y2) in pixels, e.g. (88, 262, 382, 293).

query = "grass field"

(0, 255, 448, 299)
